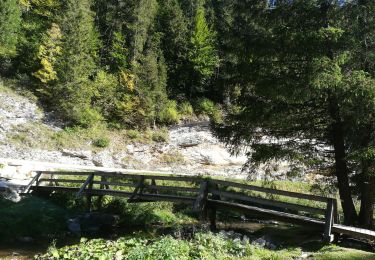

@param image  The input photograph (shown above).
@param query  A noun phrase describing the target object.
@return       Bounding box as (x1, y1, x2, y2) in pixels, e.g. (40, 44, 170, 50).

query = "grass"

(0, 196, 71, 242)
(312, 245, 375, 259)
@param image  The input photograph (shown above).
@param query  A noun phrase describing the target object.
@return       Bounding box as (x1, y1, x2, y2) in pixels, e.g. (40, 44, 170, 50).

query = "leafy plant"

(92, 137, 110, 148)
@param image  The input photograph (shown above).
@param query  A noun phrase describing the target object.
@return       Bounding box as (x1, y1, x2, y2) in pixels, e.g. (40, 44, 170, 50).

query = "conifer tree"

(188, 1, 219, 95)
(0, 0, 21, 58)
(55, 0, 101, 126)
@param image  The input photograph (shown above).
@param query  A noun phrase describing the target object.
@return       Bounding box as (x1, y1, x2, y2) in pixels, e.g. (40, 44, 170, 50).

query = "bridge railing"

(25, 170, 338, 242)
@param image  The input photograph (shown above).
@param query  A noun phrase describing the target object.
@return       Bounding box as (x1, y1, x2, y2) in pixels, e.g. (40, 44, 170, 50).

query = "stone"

(252, 237, 267, 247)
(67, 218, 81, 235)
(92, 151, 116, 167)
(61, 149, 92, 160)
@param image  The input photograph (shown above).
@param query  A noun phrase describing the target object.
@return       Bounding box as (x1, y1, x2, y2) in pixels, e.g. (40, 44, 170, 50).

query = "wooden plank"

(209, 179, 329, 202)
(38, 179, 85, 184)
(30, 186, 80, 192)
(323, 199, 335, 243)
(332, 224, 375, 241)
(92, 181, 136, 188)
(23, 172, 42, 193)
(87, 189, 195, 203)
(129, 176, 145, 201)
(210, 189, 326, 215)
(144, 185, 199, 193)
(209, 199, 325, 228)
(76, 174, 94, 198)
(194, 181, 208, 211)
(38, 171, 201, 182)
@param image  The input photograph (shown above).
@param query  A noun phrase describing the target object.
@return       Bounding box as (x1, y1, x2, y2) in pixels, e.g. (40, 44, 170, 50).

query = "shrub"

(152, 129, 169, 143)
(179, 101, 194, 118)
(158, 100, 180, 125)
(126, 129, 140, 139)
(195, 98, 222, 123)
(92, 137, 110, 148)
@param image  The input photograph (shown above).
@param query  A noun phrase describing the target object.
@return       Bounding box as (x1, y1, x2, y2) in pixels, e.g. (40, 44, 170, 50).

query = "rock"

(242, 235, 249, 244)
(92, 151, 116, 167)
(67, 218, 81, 235)
(61, 149, 92, 160)
(68, 212, 120, 236)
(0, 181, 21, 202)
(252, 237, 267, 247)
(267, 243, 277, 250)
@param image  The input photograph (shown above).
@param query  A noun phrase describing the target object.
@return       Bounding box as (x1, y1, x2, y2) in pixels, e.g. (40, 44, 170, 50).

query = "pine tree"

(188, 2, 219, 95)
(158, 0, 190, 99)
(55, 0, 101, 126)
(0, 0, 21, 58)
(214, 0, 375, 226)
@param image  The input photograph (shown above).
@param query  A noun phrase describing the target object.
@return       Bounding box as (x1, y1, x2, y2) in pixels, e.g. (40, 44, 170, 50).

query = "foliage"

(92, 137, 110, 148)
(33, 23, 62, 85)
(213, 0, 375, 227)
(40, 232, 303, 260)
(0, 197, 69, 242)
(158, 100, 180, 125)
(152, 128, 169, 143)
(189, 4, 219, 85)
(179, 101, 194, 118)
(0, 0, 21, 58)
(196, 98, 222, 123)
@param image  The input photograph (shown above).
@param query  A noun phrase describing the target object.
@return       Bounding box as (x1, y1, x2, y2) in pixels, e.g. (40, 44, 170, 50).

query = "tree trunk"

(329, 98, 358, 225)
(358, 162, 374, 229)
(332, 133, 358, 225)
(358, 182, 374, 229)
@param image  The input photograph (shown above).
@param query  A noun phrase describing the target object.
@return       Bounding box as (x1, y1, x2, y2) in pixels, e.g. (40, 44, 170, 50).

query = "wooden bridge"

(20, 170, 375, 243)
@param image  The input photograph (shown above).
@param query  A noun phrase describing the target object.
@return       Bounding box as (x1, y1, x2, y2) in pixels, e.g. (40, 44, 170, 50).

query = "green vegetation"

(40, 233, 302, 260)
(92, 137, 110, 148)
(1, 0, 375, 255)
(0, 196, 69, 242)
(212, 1, 375, 228)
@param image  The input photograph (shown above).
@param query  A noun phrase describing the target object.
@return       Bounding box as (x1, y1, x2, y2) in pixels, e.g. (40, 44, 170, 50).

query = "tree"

(188, 2, 219, 95)
(54, 0, 101, 126)
(0, 0, 21, 58)
(157, 0, 190, 99)
(33, 23, 62, 85)
(214, 0, 375, 227)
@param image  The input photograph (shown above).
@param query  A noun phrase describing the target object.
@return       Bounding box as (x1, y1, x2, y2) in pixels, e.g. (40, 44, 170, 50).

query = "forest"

(0, 0, 374, 230)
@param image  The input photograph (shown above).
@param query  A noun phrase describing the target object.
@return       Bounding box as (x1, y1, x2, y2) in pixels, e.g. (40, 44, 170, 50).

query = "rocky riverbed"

(0, 84, 311, 184)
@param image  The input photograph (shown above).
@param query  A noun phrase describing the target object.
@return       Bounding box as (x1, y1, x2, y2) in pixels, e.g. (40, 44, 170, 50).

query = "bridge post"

(194, 181, 209, 221)
(97, 176, 107, 210)
(86, 174, 94, 212)
(323, 198, 335, 243)
(208, 183, 221, 231)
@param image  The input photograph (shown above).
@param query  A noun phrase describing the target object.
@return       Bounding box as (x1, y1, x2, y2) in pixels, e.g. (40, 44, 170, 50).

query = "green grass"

(312, 245, 375, 260)
(0, 196, 71, 242)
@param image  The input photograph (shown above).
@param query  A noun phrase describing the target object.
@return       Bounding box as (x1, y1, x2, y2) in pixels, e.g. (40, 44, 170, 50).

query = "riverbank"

(1, 193, 375, 259)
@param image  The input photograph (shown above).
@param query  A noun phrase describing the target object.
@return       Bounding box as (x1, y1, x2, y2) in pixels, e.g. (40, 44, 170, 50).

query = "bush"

(92, 137, 110, 148)
(158, 100, 180, 125)
(195, 98, 222, 123)
(179, 101, 194, 118)
(126, 129, 140, 139)
(152, 129, 169, 143)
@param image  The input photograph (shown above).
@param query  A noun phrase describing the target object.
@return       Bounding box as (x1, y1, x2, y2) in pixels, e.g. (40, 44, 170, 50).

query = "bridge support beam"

(323, 198, 335, 243)
(194, 181, 209, 221)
